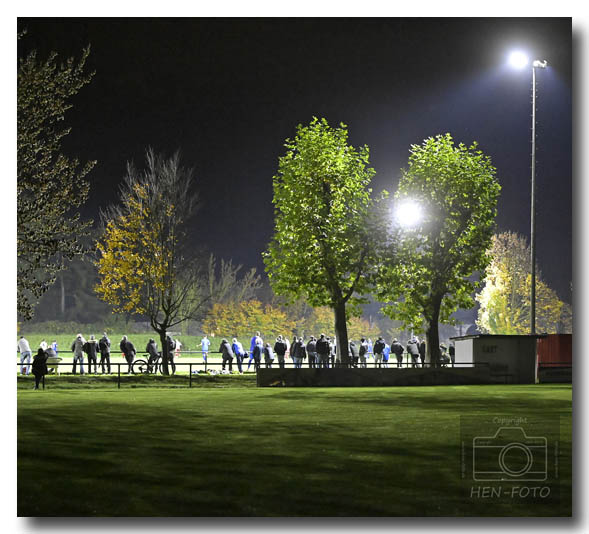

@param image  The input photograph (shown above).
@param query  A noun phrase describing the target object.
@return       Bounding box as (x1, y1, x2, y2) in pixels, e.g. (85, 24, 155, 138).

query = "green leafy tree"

(476, 232, 571, 334)
(18, 35, 96, 319)
(264, 118, 378, 364)
(376, 133, 501, 365)
(95, 149, 210, 374)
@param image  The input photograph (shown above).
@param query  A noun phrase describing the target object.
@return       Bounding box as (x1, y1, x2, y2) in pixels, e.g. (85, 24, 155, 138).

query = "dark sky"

(17, 17, 572, 302)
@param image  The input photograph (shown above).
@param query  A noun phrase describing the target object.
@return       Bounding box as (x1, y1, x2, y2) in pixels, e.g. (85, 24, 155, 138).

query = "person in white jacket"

(17, 336, 32, 375)
(71, 334, 86, 375)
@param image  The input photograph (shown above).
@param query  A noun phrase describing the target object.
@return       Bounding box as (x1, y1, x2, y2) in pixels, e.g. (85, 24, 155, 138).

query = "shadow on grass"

(17, 385, 572, 517)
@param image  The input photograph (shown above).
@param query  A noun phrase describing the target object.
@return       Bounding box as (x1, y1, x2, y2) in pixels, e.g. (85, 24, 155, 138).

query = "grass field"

(17, 382, 572, 517)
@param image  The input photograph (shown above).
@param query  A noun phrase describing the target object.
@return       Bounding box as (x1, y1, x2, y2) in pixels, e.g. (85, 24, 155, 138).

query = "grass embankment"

(17, 384, 572, 517)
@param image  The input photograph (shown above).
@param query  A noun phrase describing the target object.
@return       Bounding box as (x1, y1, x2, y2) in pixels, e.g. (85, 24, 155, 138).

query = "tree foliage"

(264, 118, 378, 363)
(476, 232, 572, 334)
(17, 37, 96, 319)
(202, 300, 295, 340)
(95, 149, 206, 373)
(376, 133, 501, 363)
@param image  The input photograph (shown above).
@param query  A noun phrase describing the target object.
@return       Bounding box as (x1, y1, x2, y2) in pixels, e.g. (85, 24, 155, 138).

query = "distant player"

(201, 335, 210, 363)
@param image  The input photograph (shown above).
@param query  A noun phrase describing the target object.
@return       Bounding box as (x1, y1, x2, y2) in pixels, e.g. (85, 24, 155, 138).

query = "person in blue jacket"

(383, 342, 391, 368)
(201, 335, 211, 363)
(247, 331, 263, 371)
(232, 338, 246, 373)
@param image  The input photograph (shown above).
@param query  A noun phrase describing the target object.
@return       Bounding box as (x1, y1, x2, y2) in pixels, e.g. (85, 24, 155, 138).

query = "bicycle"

(132, 354, 162, 374)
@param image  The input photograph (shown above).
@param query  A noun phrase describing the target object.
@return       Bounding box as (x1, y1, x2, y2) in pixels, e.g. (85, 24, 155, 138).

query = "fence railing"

(17, 351, 478, 389)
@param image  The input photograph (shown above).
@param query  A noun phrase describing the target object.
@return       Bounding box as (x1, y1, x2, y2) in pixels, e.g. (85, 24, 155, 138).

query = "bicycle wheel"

(132, 359, 150, 374)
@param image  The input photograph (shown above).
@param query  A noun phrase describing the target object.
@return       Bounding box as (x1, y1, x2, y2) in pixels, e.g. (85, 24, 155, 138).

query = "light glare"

(508, 51, 529, 70)
(396, 200, 422, 228)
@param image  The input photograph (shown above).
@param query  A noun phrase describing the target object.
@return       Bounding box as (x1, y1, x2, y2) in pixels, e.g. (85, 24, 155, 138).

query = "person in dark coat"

(83, 335, 100, 374)
(218, 339, 234, 372)
(391, 339, 404, 368)
(291, 337, 306, 368)
(449, 343, 455, 367)
(373, 337, 386, 368)
(98, 332, 111, 374)
(349, 340, 359, 368)
(306, 337, 317, 368)
(120, 335, 136, 374)
(274, 335, 288, 369)
(146, 339, 161, 373)
(418, 340, 426, 367)
(165, 335, 176, 374)
(407, 337, 420, 368)
(251, 342, 262, 371)
(315, 334, 331, 369)
(32, 348, 48, 390)
(358, 338, 368, 368)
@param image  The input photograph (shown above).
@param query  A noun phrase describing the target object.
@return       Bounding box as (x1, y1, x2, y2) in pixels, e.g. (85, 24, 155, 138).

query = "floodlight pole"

(530, 59, 547, 335)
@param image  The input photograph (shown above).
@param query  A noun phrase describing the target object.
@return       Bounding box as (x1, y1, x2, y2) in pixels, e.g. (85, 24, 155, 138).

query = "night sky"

(17, 17, 572, 303)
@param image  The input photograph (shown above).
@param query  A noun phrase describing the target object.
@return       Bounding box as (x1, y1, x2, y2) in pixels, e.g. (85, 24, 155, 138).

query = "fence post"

(189, 363, 192, 388)
(118, 364, 121, 389)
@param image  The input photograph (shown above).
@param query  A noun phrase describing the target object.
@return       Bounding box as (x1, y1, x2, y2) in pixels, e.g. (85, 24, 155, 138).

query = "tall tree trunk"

(425, 294, 443, 367)
(333, 300, 350, 366)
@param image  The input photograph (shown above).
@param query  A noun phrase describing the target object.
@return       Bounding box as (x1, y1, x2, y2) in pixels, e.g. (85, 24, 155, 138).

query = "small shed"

(450, 334, 545, 384)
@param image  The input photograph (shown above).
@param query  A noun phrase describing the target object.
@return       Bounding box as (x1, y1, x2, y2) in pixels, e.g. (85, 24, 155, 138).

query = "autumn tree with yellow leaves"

(476, 232, 572, 334)
(95, 150, 209, 374)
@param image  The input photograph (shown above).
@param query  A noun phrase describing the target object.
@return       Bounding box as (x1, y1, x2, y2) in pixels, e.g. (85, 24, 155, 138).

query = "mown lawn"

(17, 383, 572, 517)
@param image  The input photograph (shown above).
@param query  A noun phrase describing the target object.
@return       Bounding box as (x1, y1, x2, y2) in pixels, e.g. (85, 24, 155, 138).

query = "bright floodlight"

(395, 200, 422, 228)
(508, 51, 529, 70)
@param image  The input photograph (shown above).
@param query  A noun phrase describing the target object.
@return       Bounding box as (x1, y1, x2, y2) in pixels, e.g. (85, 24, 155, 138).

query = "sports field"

(17, 381, 572, 517)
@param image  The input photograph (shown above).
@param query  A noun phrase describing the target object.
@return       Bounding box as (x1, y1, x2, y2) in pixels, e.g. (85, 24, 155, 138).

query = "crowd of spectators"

(18, 331, 455, 384)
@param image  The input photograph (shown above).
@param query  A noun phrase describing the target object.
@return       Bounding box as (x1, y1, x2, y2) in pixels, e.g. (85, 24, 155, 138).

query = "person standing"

(373, 337, 386, 368)
(291, 337, 306, 368)
(98, 332, 111, 374)
(306, 336, 317, 368)
(407, 337, 420, 368)
(18, 336, 32, 375)
(32, 348, 48, 390)
(316, 334, 331, 369)
(367, 338, 374, 363)
(391, 338, 404, 368)
(449, 342, 456, 368)
(174, 339, 182, 360)
(219, 338, 234, 372)
(383, 342, 391, 368)
(349, 340, 359, 368)
(419, 339, 426, 368)
(146, 338, 160, 373)
(358, 338, 368, 368)
(201, 335, 211, 363)
(251, 340, 262, 371)
(263, 343, 274, 368)
(39, 339, 48, 351)
(232, 338, 246, 373)
(71, 334, 86, 375)
(248, 332, 263, 371)
(273, 335, 287, 369)
(165, 335, 176, 374)
(51, 340, 58, 355)
(120, 335, 136, 374)
(84, 335, 100, 374)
